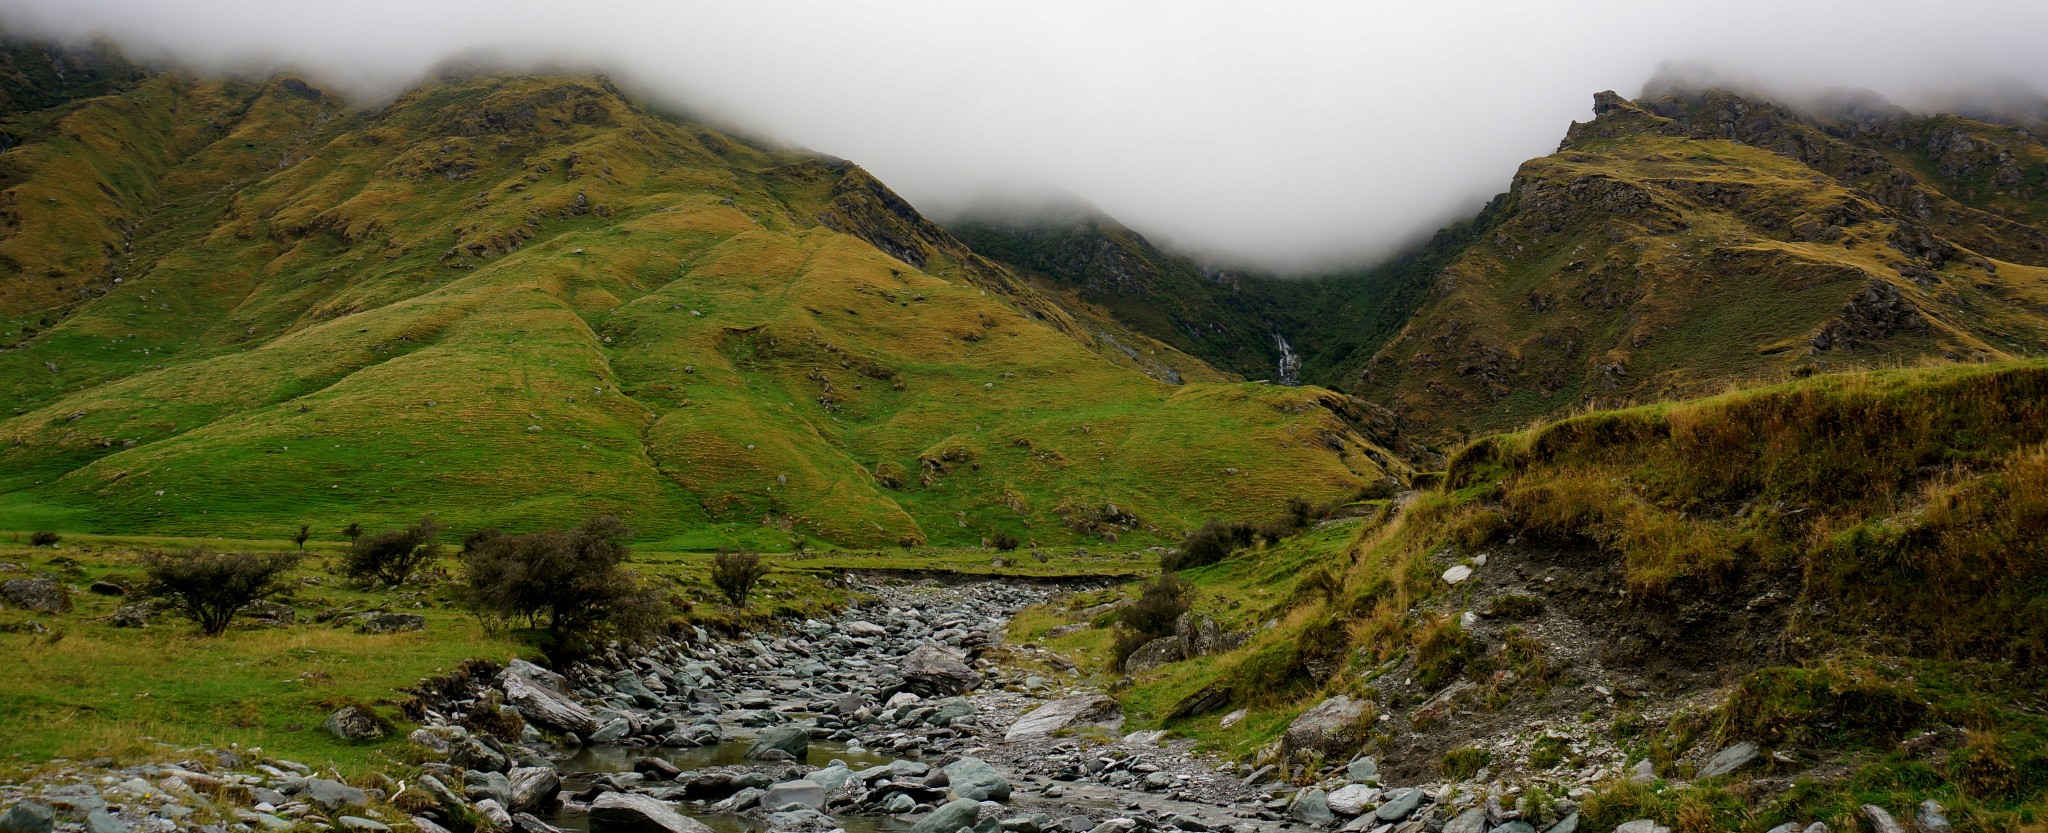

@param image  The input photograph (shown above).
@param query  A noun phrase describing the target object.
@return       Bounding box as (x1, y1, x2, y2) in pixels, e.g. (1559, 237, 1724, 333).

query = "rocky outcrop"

(1005, 695, 1123, 741)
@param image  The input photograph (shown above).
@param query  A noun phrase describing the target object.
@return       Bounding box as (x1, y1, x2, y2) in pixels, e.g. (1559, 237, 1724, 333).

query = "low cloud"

(6, 0, 2047, 272)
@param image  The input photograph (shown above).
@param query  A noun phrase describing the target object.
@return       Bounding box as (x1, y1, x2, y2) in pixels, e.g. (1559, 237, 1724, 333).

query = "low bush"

(1441, 746, 1492, 780)
(143, 548, 299, 636)
(27, 530, 60, 547)
(341, 517, 443, 586)
(710, 550, 770, 608)
(991, 532, 1020, 551)
(1164, 520, 1254, 572)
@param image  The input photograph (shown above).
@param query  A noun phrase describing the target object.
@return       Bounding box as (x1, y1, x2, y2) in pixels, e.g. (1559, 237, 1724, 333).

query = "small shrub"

(27, 530, 60, 547)
(1413, 614, 1474, 690)
(1110, 573, 1194, 667)
(342, 522, 362, 542)
(293, 524, 310, 550)
(1164, 520, 1254, 572)
(341, 517, 443, 586)
(991, 532, 1020, 551)
(1529, 735, 1571, 769)
(710, 550, 770, 608)
(1485, 593, 1545, 619)
(1951, 731, 2019, 800)
(1441, 746, 1492, 780)
(143, 548, 300, 636)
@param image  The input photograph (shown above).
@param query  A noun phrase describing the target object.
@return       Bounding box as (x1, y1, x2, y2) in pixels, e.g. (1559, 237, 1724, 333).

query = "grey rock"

(589, 718, 631, 744)
(1121, 636, 1182, 673)
(882, 792, 916, 813)
(1697, 742, 1759, 779)
(84, 811, 128, 833)
(1916, 801, 1951, 833)
(1288, 790, 1336, 826)
(588, 793, 712, 833)
(300, 779, 369, 813)
(351, 612, 425, 634)
(1544, 814, 1580, 833)
(911, 799, 984, 833)
(1326, 783, 1380, 816)
(1802, 825, 1831, 833)
(411, 818, 454, 833)
(512, 814, 565, 833)
(1493, 823, 1537, 833)
(1345, 756, 1379, 783)
(1612, 822, 1669, 833)
(506, 767, 559, 813)
(1005, 695, 1123, 741)
(808, 764, 854, 794)
(899, 643, 982, 696)
(1627, 759, 1656, 785)
(1859, 806, 1905, 833)
(475, 799, 513, 833)
(761, 780, 825, 810)
(0, 806, 54, 833)
(321, 705, 386, 740)
(463, 770, 512, 808)
(1763, 825, 1801, 833)
(499, 661, 601, 738)
(944, 756, 1010, 802)
(1373, 788, 1424, 822)
(108, 603, 152, 628)
(409, 728, 453, 755)
(1283, 695, 1367, 759)
(338, 817, 391, 833)
(1442, 809, 1487, 833)
(746, 725, 810, 760)
(0, 579, 69, 613)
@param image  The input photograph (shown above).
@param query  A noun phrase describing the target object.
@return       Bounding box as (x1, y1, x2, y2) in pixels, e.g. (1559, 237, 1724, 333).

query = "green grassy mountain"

(0, 52, 1397, 547)
(1353, 88, 2048, 449)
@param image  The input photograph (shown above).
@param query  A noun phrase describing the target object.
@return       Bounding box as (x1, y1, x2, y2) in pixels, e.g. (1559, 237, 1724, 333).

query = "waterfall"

(1274, 331, 1301, 386)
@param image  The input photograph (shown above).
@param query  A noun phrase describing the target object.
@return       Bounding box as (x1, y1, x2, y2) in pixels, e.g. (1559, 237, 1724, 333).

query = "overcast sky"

(7, 0, 2048, 271)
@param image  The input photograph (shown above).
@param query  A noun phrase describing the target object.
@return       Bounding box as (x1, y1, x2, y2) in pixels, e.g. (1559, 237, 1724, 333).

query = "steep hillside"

(1026, 359, 2048, 831)
(1357, 89, 2048, 449)
(948, 205, 1482, 390)
(0, 58, 1397, 547)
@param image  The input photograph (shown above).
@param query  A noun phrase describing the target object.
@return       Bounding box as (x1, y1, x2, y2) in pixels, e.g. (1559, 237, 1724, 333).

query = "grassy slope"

(1357, 92, 2048, 450)
(0, 70, 1392, 548)
(0, 534, 1149, 773)
(1013, 359, 2048, 831)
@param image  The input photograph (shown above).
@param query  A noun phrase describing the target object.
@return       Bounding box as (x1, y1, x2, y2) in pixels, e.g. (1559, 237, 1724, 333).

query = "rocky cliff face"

(1354, 88, 2048, 449)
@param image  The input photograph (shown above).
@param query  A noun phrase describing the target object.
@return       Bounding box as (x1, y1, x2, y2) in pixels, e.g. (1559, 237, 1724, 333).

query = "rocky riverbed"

(1, 574, 1902, 833)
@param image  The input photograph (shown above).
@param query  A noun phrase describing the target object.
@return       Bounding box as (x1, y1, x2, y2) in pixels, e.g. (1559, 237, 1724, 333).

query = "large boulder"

(899, 643, 982, 696)
(760, 781, 825, 811)
(746, 726, 810, 760)
(1121, 637, 1182, 673)
(1005, 695, 1123, 741)
(506, 768, 560, 814)
(1281, 695, 1367, 760)
(910, 799, 983, 833)
(299, 779, 369, 813)
(1697, 742, 1759, 779)
(0, 579, 70, 613)
(499, 663, 601, 738)
(351, 612, 426, 634)
(588, 794, 712, 833)
(321, 706, 387, 741)
(942, 757, 1010, 802)
(1174, 612, 1227, 658)
(0, 802, 54, 833)
(1287, 790, 1335, 826)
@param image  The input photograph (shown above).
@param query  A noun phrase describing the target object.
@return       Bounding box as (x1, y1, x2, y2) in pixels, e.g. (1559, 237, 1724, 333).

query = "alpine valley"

(1, 36, 2045, 833)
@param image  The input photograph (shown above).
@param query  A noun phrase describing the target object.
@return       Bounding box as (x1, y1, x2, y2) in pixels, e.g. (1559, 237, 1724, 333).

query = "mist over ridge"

(6, 0, 2048, 272)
